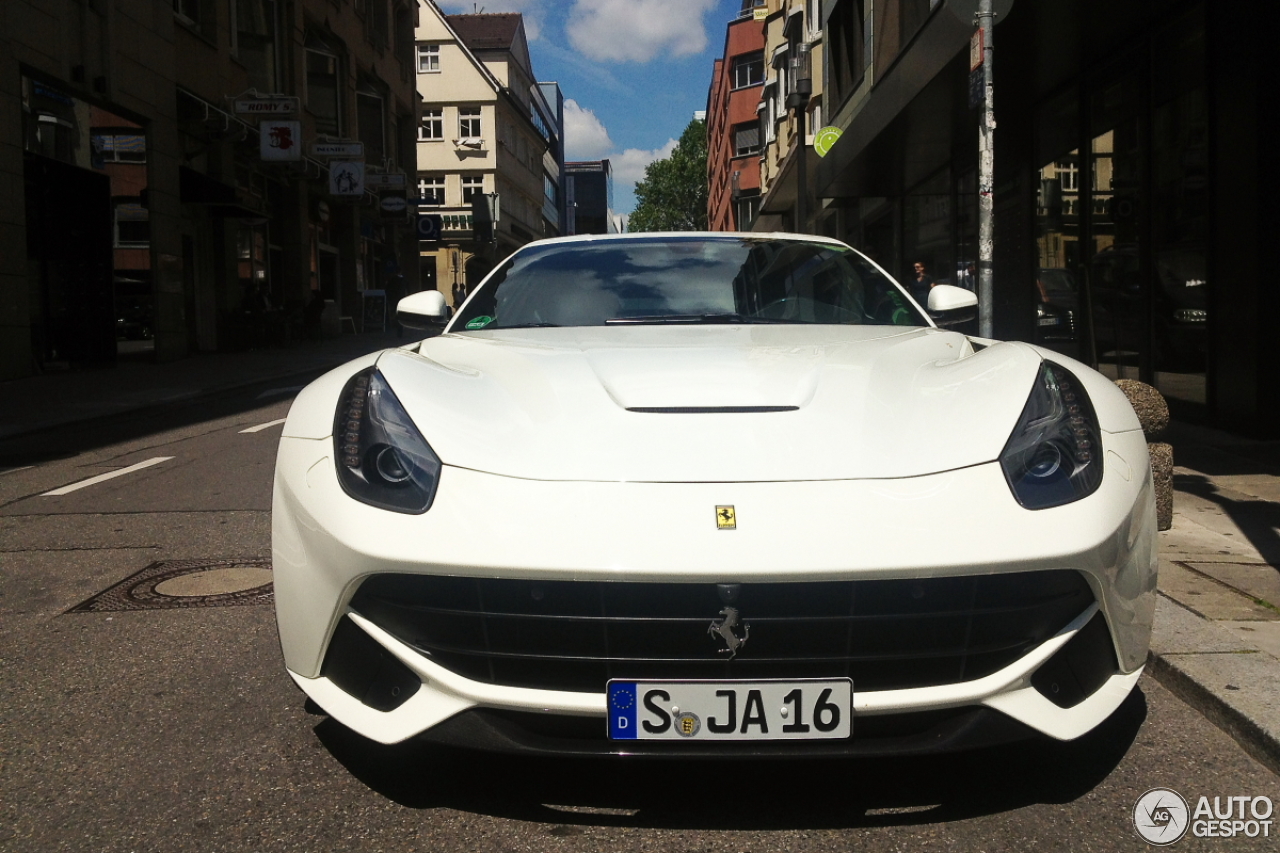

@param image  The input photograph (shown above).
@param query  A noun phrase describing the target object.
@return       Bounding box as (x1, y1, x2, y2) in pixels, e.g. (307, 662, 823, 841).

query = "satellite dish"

(942, 0, 1015, 25)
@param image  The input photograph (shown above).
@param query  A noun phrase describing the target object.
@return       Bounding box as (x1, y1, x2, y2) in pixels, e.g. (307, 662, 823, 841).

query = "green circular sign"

(814, 126, 843, 158)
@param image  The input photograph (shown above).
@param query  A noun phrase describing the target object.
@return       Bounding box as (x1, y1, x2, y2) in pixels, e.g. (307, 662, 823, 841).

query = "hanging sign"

(311, 141, 365, 159)
(813, 126, 843, 158)
(260, 121, 301, 161)
(234, 96, 300, 115)
(329, 161, 365, 196)
(379, 192, 408, 219)
(366, 173, 408, 189)
(970, 28, 984, 71)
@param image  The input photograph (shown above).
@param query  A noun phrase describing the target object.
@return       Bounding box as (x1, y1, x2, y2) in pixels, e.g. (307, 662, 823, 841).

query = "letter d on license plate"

(608, 679, 852, 741)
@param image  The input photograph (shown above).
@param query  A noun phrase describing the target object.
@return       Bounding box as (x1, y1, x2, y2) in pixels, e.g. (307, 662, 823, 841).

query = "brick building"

(706, 2, 766, 232)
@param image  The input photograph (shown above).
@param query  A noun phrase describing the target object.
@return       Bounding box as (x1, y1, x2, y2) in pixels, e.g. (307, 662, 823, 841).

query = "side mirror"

(396, 290, 450, 329)
(927, 284, 979, 326)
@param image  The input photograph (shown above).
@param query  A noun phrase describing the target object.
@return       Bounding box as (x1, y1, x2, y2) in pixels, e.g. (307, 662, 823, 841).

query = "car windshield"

(451, 236, 928, 330)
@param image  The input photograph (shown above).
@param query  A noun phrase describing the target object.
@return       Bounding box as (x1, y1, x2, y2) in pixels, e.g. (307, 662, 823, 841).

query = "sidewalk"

(3, 337, 1280, 771)
(1151, 419, 1280, 773)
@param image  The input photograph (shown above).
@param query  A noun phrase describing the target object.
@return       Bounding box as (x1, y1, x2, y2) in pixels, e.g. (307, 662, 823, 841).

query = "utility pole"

(976, 0, 995, 337)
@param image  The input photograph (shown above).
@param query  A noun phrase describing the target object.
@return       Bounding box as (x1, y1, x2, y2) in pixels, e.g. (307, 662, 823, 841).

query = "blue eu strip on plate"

(608, 682, 637, 739)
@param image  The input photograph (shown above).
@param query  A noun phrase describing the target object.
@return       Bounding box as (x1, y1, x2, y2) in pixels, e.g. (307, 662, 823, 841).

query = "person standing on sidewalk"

(908, 261, 934, 306)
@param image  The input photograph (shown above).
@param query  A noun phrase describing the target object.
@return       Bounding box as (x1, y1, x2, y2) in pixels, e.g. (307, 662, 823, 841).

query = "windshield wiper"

(605, 313, 787, 325)
(497, 322, 561, 328)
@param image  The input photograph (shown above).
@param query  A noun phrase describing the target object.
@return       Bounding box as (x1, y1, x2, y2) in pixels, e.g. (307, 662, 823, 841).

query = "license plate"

(607, 679, 852, 741)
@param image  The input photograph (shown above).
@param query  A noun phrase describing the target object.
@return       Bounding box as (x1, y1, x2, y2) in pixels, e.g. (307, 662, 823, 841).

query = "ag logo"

(1133, 788, 1189, 846)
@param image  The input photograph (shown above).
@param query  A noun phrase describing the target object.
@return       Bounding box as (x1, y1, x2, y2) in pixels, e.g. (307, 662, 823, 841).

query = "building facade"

(706, 2, 766, 232)
(717, 0, 1277, 435)
(3, 0, 419, 380)
(565, 160, 616, 235)
(753, 0, 824, 233)
(414, 6, 563, 306)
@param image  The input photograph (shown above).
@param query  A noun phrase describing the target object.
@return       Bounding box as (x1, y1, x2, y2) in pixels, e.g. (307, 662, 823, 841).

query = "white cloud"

(436, 0, 543, 41)
(566, 0, 718, 64)
(563, 99, 615, 160)
(609, 138, 679, 192)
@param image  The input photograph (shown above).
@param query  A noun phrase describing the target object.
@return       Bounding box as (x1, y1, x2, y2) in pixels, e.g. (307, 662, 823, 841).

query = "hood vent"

(626, 406, 799, 414)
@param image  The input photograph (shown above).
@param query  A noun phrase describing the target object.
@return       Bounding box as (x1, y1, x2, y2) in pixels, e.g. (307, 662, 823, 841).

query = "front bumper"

(273, 428, 1156, 750)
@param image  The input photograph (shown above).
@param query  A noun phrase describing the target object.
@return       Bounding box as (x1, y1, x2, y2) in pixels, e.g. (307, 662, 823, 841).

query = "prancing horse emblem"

(708, 606, 749, 658)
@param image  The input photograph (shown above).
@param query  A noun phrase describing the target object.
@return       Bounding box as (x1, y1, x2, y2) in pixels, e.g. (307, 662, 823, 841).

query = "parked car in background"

(1035, 268, 1079, 344)
(1091, 244, 1208, 371)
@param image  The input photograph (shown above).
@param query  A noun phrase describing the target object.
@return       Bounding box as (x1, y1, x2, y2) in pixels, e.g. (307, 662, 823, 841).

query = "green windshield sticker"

(465, 315, 494, 330)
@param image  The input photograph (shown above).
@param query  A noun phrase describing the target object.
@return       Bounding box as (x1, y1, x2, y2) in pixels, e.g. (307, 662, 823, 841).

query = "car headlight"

(999, 362, 1102, 509)
(333, 368, 441, 513)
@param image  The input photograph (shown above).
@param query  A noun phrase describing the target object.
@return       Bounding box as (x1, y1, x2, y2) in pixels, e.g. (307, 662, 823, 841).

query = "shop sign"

(329, 161, 365, 196)
(234, 96, 300, 115)
(813, 127, 843, 158)
(311, 141, 365, 158)
(380, 192, 408, 219)
(366, 173, 408, 189)
(416, 213, 443, 241)
(260, 121, 301, 161)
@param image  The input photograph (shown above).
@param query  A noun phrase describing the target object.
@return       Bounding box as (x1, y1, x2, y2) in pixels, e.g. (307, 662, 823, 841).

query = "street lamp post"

(977, 0, 995, 337)
(786, 43, 812, 234)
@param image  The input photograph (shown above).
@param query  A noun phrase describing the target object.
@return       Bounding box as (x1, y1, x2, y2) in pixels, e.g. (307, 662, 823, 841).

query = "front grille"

(349, 571, 1095, 694)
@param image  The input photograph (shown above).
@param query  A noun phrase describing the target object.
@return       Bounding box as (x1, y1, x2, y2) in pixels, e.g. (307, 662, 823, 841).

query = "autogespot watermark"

(1133, 787, 1275, 845)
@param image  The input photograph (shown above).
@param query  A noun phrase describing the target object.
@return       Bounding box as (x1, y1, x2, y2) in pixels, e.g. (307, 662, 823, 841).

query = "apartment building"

(752, 0, 824, 234)
(2, 0, 419, 379)
(706, 2, 766, 232)
(414, 6, 563, 305)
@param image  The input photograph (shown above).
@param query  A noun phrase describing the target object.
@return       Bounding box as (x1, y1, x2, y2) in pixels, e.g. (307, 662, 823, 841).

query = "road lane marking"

(41, 457, 174, 496)
(240, 418, 288, 434)
(256, 386, 303, 399)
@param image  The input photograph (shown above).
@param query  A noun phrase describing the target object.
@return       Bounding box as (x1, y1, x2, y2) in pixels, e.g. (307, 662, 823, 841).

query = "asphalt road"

(2, 383, 1279, 852)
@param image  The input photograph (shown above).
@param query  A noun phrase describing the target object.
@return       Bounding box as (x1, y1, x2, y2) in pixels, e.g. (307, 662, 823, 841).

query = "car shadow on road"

(1175, 472, 1280, 565)
(312, 687, 1147, 830)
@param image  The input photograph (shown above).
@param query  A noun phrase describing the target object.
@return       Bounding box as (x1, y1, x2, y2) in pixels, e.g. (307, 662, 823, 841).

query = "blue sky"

(437, 0, 744, 214)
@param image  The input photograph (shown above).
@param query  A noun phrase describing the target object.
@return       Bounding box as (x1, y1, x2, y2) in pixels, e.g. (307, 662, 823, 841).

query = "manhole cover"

(67, 558, 273, 613)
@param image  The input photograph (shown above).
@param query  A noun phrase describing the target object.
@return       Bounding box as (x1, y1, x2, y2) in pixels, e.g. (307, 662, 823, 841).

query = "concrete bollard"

(1114, 379, 1173, 531)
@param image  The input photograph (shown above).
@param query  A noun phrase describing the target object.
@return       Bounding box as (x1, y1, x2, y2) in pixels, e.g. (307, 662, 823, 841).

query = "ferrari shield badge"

(715, 505, 736, 530)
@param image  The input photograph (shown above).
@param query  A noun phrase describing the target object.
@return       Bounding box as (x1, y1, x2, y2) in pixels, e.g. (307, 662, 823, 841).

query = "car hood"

(367, 326, 1046, 483)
